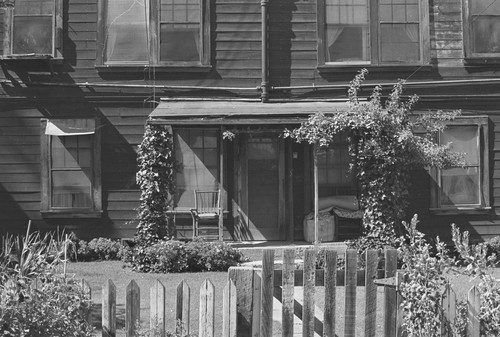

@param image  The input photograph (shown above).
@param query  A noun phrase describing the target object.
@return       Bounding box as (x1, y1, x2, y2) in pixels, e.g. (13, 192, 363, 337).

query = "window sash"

(49, 135, 94, 210)
(430, 118, 490, 213)
(464, 0, 500, 58)
(100, 0, 207, 66)
(41, 119, 102, 215)
(5, 0, 61, 57)
(320, 0, 427, 65)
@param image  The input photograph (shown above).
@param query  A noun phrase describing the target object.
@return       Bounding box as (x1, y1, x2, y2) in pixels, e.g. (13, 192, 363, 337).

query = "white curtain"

(326, 26, 344, 62)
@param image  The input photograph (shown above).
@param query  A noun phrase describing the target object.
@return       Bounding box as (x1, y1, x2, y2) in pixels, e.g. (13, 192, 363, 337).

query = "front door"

(234, 133, 285, 240)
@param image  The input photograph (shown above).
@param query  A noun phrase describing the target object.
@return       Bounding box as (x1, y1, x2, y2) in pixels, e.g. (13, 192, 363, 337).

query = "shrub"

(0, 226, 93, 336)
(397, 215, 452, 337)
(485, 236, 500, 265)
(0, 276, 93, 337)
(123, 238, 249, 273)
(74, 237, 129, 262)
(452, 225, 500, 336)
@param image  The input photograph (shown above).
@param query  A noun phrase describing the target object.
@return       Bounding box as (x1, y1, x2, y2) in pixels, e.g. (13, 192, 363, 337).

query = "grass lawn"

(67, 250, 500, 337)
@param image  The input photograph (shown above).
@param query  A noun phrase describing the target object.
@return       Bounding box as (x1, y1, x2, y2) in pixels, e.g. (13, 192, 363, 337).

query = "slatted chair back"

(194, 190, 220, 215)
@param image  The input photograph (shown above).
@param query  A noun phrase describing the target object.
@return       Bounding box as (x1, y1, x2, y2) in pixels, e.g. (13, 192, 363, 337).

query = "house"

(0, 0, 499, 243)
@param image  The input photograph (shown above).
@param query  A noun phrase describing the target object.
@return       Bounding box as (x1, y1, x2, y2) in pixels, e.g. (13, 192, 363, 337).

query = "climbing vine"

(284, 69, 464, 246)
(135, 123, 177, 245)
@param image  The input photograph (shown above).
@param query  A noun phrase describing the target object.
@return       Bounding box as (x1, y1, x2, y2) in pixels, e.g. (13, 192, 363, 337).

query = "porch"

(149, 99, 363, 242)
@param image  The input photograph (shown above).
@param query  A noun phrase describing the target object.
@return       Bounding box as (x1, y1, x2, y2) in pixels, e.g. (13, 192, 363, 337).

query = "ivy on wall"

(285, 69, 464, 245)
(135, 123, 176, 245)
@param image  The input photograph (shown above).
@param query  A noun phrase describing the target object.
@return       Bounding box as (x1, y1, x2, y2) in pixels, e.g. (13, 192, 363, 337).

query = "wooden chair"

(190, 190, 223, 241)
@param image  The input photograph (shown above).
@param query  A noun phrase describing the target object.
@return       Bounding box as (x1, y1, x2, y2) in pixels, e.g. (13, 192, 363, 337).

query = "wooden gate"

(229, 248, 400, 337)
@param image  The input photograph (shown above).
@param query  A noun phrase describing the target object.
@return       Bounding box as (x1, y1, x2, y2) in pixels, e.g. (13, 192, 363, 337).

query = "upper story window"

(430, 117, 490, 214)
(97, 0, 210, 68)
(463, 0, 500, 60)
(2, 0, 63, 58)
(317, 0, 429, 66)
(41, 119, 102, 217)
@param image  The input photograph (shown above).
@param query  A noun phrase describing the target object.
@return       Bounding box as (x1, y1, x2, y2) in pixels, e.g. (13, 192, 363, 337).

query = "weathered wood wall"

(0, 0, 499, 240)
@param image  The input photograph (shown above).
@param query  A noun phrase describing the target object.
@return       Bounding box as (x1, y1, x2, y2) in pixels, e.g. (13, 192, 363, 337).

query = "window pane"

(160, 0, 201, 62)
(51, 135, 92, 169)
(52, 170, 92, 208)
(325, 0, 369, 62)
(174, 129, 219, 208)
(471, 17, 500, 53)
(12, 16, 52, 54)
(105, 0, 148, 62)
(440, 167, 480, 206)
(472, 0, 500, 14)
(160, 25, 200, 62)
(15, 0, 53, 15)
(380, 23, 420, 62)
(441, 126, 479, 165)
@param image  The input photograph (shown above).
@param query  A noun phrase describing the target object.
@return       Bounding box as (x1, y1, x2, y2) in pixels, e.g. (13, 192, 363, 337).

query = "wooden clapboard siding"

(430, 0, 464, 65)
(0, 105, 145, 238)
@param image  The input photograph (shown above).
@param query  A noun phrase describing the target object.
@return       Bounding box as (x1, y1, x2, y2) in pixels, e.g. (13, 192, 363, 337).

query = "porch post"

(313, 144, 319, 244)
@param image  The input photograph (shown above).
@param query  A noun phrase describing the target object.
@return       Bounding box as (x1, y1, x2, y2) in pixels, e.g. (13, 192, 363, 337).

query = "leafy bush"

(0, 226, 93, 336)
(74, 237, 130, 262)
(452, 226, 500, 336)
(397, 215, 452, 337)
(123, 238, 249, 273)
(0, 276, 93, 337)
(485, 236, 500, 265)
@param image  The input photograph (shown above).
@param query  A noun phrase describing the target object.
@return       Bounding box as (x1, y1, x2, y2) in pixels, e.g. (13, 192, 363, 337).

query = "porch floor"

(227, 240, 348, 262)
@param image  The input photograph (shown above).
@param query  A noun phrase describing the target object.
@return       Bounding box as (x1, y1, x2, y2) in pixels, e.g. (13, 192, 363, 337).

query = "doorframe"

(232, 131, 288, 241)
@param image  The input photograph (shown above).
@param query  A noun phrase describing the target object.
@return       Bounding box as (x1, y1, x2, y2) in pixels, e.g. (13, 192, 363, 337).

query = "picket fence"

(89, 248, 486, 337)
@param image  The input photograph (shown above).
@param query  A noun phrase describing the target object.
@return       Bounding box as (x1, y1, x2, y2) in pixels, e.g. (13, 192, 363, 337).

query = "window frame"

(2, 0, 63, 59)
(462, 0, 500, 62)
(96, 0, 211, 70)
(429, 116, 490, 215)
(40, 118, 102, 217)
(317, 0, 430, 68)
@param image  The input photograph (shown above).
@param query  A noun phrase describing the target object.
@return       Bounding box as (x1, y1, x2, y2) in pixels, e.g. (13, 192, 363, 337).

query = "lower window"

(430, 117, 490, 213)
(41, 119, 102, 216)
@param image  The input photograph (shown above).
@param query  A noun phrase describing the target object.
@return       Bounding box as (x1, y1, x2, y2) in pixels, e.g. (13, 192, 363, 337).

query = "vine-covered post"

(135, 123, 177, 245)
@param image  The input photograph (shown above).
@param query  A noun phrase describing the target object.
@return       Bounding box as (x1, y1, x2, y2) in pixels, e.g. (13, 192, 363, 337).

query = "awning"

(148, 99, 350, 125)
(45, 119, 96, 136)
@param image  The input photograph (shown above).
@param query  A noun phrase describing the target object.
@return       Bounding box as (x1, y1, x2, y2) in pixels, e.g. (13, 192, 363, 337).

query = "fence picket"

(344, 249, 357, 337)
(323, 250, 337, 337)
(199, 279, 215, 337)
(227, 267, 260, 337)
(282, 249, 295, 337)
(441, 283, 456, 336)
(467, 286, 480, 337)
(302, 249, 317, 337)
(126, 280, 140, 337)
(81, 280, 92, 326)
(364, 250, 378, 337)
(177, 280, 191, 336)
(150, 280, 166, 336)
(102, 279, 116, 337)
(223, 280, 237, 337)
(384, 249, 398, 337)
(260, 249, 275, 337)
